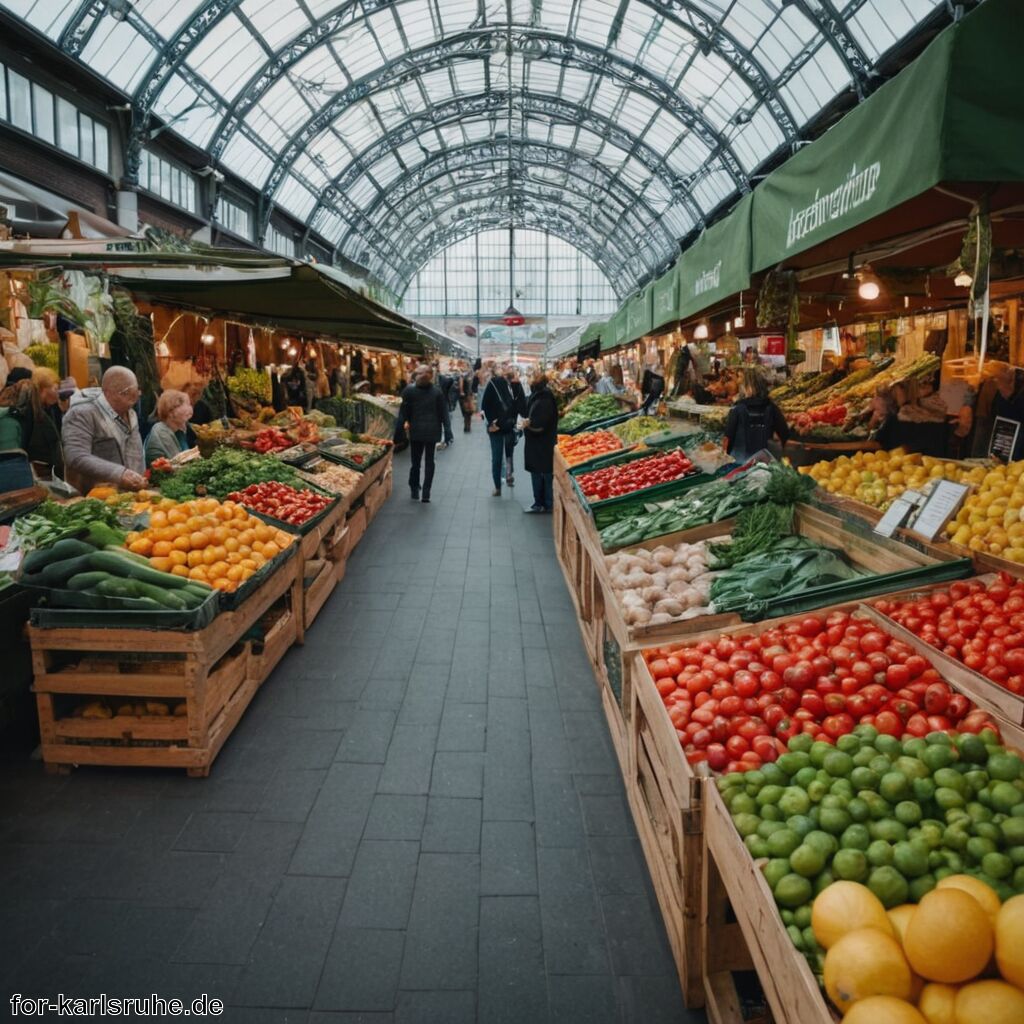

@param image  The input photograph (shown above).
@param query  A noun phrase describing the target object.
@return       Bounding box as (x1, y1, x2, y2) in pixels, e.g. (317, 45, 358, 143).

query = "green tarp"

(677, 192, 753, 321)
(750, 0, 1024, 270)
(625, 283, 653, 341)
(580, 321, 606, 345)
(651, 263, 679, 330)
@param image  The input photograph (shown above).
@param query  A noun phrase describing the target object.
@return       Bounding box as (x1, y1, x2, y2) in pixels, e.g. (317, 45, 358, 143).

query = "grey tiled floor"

(0, 432, 702, 1023)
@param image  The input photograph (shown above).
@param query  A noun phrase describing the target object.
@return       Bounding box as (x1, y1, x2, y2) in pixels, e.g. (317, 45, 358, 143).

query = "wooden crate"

(364, 463, 392, 521)
(29, 549, 300, 776)
(343, 504, 368, 557)
(704, 784, 834, 1024)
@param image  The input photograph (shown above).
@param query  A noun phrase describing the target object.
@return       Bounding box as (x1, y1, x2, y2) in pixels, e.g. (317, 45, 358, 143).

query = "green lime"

(917, 821, 944, 850)
(763, 858, 792, 889)
(823, 750, 854, 777)
(893, 840, 930, 878)
(779, 789, 811, 817)
(846, 797, 870, 823)
(810, 742, 834, 768)
(788, 734, 813, 754)
(787, 815, 814, 838)
(912, 777, 936, 803)
(807, 780, 829, 803)
(908, 873, 937, 901)
(744, 770, 766, 792)
(805, 830, 839, 856)
(957, 734, 988, 764)
(851, 767, 880, 792)
(945, 807, 971, 826)
(786, 924, 806, 951)
(869, 755, 894, 776)
(819, 806, 853, 836)
(861, 792, 893, 821)
(868, 865, 909, 908)
(934, 768, 966, 794)
(756, 819, 786, 839)
(903, 738, 927, 759)
(942, 825, 969, 852)
(814, 869, 836, 895)
(895, 801, 923, 827)
(869, 819, 908, 843)
(757, 785, 785, 807)
(967, 836, 997, 864)
(854, 724, 879, 743)
(927, 731, 954, 747)
(867, 840, 895, 867)
(895, 756, 930, 781)
(965, 771, 990, 796)
(780, 908, 795, 926)
(732, 813, 761, 838)
(766, 828, 801, 858)
(761, 804, 784, 822)
(852, 748, 877, 769)
(793, 904, 812, 929)
(982, 852, 1013, 880)
(989, 753, 1024, 781)
(774, 873, 813, 908)
(1011, 847, 1024, 867)
(789, 844, 827, 878)
(794, 767, 818, 790)
(880, 772, 910, 803)
(991, 781, 1022, 815)
(830, 778, 855, 801)
(836, 734, 861, 755)
(760, 763, 788, 787)
(974, 822, 1002, 844)
(803, 925, 820, 953)
(841, 823, 871, 851)
(1014, 865, 1024, 891)
(1001, 817, 1024, 846)
(777, 752, 810, 776)
(729, 792, 757, 815)
(935, 787, 965, 811)
(744, 835, 770, 858)
(832, 848, 869, 882)
(934, 866, 954, 881)
(939, 849, 964, 873)
(921, 744, 956, 772)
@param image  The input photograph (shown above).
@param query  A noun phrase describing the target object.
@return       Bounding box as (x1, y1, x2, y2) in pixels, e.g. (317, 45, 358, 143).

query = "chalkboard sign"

(989, 416, 1021, 464)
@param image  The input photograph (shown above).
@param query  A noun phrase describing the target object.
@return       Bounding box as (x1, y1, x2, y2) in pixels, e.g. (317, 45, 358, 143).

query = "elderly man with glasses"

(61, 366, 146, 493)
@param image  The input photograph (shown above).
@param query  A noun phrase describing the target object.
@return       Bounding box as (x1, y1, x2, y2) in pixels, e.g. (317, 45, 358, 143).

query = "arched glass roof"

(2, 0, 946, 296)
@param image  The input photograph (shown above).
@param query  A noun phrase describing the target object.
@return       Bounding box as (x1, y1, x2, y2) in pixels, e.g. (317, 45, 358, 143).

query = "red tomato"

(822, 713, 854, 739)
(885, 664, 911, 690)
(875, 710, 902, 737)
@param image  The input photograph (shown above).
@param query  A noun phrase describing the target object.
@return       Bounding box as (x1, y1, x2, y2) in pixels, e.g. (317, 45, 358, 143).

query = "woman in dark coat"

(397, 364, 447, 503)
(522, 369, 559, 513)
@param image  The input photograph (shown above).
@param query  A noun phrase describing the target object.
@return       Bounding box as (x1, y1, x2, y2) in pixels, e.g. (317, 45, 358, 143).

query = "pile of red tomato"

(576, 448, 694, 501)
(227, 482, 332, 526)
(644, 609, 999, 774)
(875, 573, 1024, 697)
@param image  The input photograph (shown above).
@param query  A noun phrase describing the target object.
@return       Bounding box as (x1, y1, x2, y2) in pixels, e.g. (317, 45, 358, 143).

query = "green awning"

(677, 192, 753, 321)
(750, 0, 1024, 271)
(625, 283, 653, 341)
(610, 305, 629, 349)
(651, 263, 679, 329)
(580, 321, 606, 345)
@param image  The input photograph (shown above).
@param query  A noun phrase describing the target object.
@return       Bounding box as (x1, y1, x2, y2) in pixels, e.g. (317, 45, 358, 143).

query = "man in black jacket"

(480, 363, 527, 496)
(397, 365, 447, 503)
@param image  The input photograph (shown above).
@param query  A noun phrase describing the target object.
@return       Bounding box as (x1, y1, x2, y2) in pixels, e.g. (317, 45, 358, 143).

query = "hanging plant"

(947, 201, 992, 306)
(110, 288, 160, 400)
(756, 269, 796, 329)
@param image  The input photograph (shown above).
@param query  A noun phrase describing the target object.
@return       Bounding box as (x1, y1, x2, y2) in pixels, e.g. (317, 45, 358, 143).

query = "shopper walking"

(723, 367, 790, 462)
(459, 364, 475, 432)
(480, 363, 526, 496)
(397, 365, 446, 503)
(522, 368, 559, 513)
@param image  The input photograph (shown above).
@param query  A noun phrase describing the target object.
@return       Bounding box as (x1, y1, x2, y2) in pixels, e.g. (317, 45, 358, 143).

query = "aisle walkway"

(0, 433, 699, 1024)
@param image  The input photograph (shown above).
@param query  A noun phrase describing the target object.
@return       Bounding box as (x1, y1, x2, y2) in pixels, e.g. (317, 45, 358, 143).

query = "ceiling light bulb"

(955, 271, 973, 288)
(858, 280, 880, 301)
(733, 314, 745, 329)
(693, 323, 709, 340)
(200, 332, 215, 345)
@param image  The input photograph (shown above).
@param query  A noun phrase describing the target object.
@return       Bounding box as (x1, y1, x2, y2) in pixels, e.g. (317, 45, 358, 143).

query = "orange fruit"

(151, 540, 173, 558)
(935, 876, 1001, 925)
(186, 550, 204, 568)
(918, 982, 957, 1024)
(167, 508, 187, 525)
(226, 565, 243, 582)
(823, 927, 914, 1014)
(238, 529, 255, 546)
(842, 996, 926, 1024)
(250, 552, 266, 567)
(262, 541, 280, 560)
(240, 567, 255, 581)
(254, 524, 272, 543)
(212, 578, 232, 592)
(150, 557, 173, 573)
(904, 889, 993, 983)
(172, 535, 191, 552)
(189, 531, 209, 550)
(150, 511, 168, 528)
(188, 566, 208, 582)
(224, 537, 240, 553)
(202, 547, 219, 566)
(954, 980, 1024, 1024)
(168, 550, 187, 567)
(240, 559, 258, 572)
(209, 561, 229, 578)
(994, 893, 1024, 988)
(887, 905, 916, 948)
(170, 564, 190, 578)
(226, 552, 242, 565)
(813, 882, 894, 950)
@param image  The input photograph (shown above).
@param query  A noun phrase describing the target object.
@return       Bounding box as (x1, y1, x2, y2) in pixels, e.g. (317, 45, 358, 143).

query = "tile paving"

(0, 432, 702, 1023)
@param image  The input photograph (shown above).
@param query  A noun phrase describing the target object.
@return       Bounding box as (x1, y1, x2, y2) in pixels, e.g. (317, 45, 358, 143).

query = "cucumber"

(66, 571, 114, 591)
(105, 545, 151, 565)
(22, 538, 96, 574)
(46, 588, 113, 610)
(172, 588, 203, 609)
(131, 582, 188, 610)
(36, 553, 102, 588)
(85, 523, 125, 548)
(87, 550, 190, 588)
(95, 577, 140, 600)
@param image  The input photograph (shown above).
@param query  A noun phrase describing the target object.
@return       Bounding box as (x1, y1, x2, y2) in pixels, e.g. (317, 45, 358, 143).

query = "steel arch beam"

(385, 205, 631, 299)
(310, 90, 703, 242)
(215, 28, 750, 201)
(349, 138, 676, 256)
(367, 183, 641, 292)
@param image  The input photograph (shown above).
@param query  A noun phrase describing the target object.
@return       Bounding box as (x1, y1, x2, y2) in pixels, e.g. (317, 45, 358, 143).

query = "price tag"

(989, 416, 1021, 464)
(910, 480, 971, 541)
(874, 498, 915, 538)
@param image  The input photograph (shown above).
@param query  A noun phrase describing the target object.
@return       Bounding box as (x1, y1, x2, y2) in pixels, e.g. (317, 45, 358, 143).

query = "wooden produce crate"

(364, 461, 392, 521)
(294, 494, 354, 639)
(29, 549, 300, 776)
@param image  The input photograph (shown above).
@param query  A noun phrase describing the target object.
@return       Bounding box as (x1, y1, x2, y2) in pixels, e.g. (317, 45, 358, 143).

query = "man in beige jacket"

(61, 366, 145, 493)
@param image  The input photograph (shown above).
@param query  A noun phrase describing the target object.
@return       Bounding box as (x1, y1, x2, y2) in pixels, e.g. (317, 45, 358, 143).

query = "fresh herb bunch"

(157, 448, 303, 501)
(707, 501, 794, 569)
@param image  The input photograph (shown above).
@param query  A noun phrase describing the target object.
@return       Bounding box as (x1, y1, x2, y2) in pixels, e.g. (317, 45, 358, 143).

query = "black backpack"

(740, 401, 772, 453)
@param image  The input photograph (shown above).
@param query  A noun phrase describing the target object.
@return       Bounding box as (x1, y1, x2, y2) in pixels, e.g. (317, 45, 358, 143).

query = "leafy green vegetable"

(157, 448, 303, 501)
(707, 501, 794, 568)
(611, 416, 665, 444)
(558, 394, 621, 432)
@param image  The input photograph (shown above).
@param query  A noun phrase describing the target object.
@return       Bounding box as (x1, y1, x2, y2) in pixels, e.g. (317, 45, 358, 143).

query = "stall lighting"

(955, 271, 973, 288)
(200, 332, 215, 346)
(857, 268, 881, 301)
(733, 314, 745, 329)
(693, 323, 709, 340)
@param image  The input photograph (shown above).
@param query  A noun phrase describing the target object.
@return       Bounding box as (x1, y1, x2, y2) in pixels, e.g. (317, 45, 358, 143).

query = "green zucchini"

(131, 582, 188, 610)
(36, 553, 102, 588)
(22, 538, 96, 574)
(87, 550, 190, 588)
(66, 571, 114, 591)
(95, 577, 139, 600)
(85, 523, 126, 548)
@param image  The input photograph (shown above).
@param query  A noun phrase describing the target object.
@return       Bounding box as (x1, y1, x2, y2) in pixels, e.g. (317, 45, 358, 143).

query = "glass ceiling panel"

(0, 0, 946, 292)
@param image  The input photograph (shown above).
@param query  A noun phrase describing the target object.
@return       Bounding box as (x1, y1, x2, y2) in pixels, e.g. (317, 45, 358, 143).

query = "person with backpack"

(397, 364, 447, 503)
(723, 367, 790, 463)
(480, 363, 526, 496)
